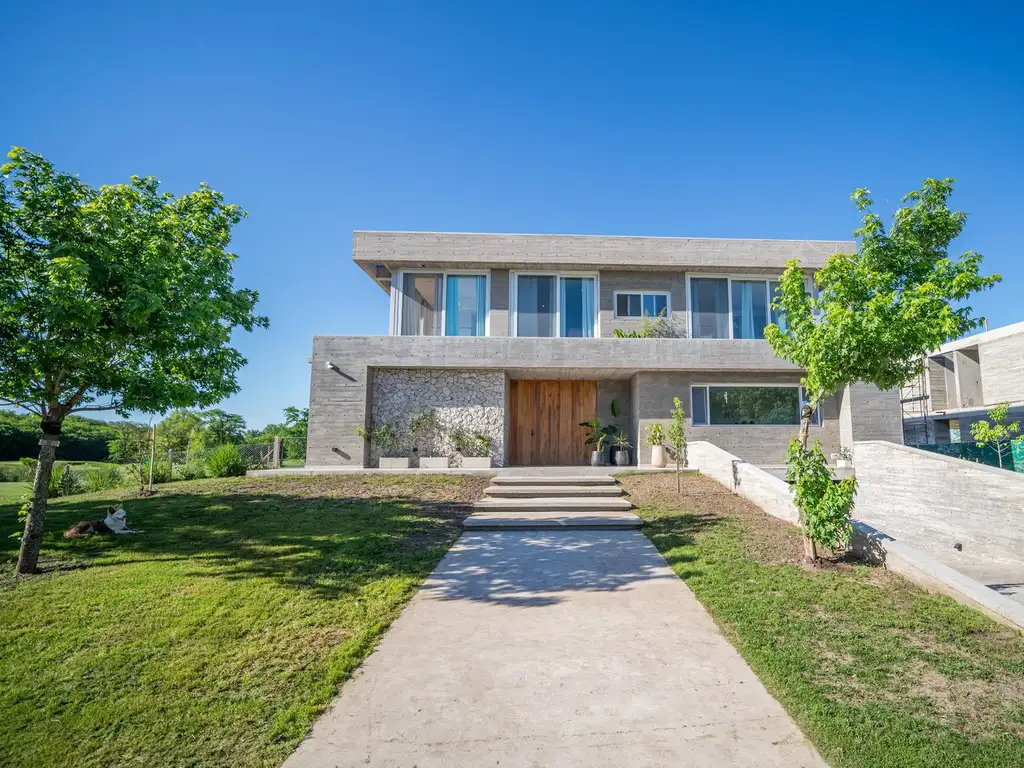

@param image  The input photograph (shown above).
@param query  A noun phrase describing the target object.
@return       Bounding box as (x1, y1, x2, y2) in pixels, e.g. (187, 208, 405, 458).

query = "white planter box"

(419, 457, 449, 469)
(461, 457, 492, 469)
(650, 445, 667, 468)
(379, 457, 410, 469)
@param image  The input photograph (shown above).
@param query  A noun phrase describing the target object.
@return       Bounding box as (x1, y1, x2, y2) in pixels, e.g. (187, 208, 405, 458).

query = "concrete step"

(483, 484, 623, 498)
(473, 497, 633, 513)
(463, 511, 643, 530)
(490, 475, 617, 486)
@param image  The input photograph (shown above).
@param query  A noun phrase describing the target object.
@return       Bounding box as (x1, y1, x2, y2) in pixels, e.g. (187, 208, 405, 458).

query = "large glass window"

(731, 280, 768, 340)
(515, 274, 595, 337)
(690, 278, 729, 339)
(516, 275, 557, 337)
(615, 292, 668, 319)
(691, 385, 821, 426)
(769, 280, 786, 331)
(560, 277, 596, 338)
(399, 273, 443, 336)
(445, 275, 487, 336)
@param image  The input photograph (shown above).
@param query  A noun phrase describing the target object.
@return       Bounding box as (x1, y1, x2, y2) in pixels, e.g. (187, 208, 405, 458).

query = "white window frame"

(685, 273, 812, 340)
(690, 383, 823, 427)
(612, 290, 671, 319)
(509, 271, 601, 338)
(389, 269, 491, 337)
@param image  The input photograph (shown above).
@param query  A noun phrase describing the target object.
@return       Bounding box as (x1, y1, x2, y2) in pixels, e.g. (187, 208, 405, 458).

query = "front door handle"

(531, 429, 535, 436)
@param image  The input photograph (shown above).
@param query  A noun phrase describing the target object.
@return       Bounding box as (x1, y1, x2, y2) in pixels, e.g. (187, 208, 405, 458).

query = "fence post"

(272, 436, 282, 469)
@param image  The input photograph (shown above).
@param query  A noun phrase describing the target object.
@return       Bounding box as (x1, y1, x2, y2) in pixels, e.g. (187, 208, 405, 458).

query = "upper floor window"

(689, 276, 793, 339)
(394, 271, 488, 337)
(513, 273, 596, 337)
(614, 291, 669, 319)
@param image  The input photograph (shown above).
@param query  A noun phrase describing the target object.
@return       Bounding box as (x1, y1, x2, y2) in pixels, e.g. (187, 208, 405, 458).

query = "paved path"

(285, 530, 826, 767)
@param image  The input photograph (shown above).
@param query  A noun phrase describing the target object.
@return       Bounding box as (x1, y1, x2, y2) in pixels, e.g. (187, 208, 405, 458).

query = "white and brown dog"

(64, 506, 144, 539)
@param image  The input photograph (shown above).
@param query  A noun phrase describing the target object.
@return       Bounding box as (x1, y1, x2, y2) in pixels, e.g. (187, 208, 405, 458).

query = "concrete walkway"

(284, 530, 826, 767)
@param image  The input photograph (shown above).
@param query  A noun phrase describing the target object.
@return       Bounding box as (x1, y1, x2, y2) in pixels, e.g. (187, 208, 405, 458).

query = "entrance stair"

(464, 473, 642, 530)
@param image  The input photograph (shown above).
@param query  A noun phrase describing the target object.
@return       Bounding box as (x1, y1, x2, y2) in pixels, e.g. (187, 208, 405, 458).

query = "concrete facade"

(902, 321, 1024, 445)
(308, 231, 903, 468)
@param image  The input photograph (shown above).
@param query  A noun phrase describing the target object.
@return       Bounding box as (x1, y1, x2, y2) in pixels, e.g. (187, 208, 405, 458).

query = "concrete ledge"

(851, 521, 1024, 631)
(463, 512, 643, 530)
(686, 441, 1024, 632)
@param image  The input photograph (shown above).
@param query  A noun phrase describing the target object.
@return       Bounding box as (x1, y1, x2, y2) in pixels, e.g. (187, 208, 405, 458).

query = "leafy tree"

(0, 148, 267, 573)
(667, 396, 687, 491)
(200, 409, 246, 447)
(156, 409, 204, 456)
(765, 179, 1000, 560)
(970, 402, 1021, 470)
(0, 409, 120, 461)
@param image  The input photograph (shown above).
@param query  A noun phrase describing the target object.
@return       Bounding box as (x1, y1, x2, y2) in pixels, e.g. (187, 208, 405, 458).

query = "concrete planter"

(650, 445, 667, 468)
(613, 449, 631, 467)
(590, 450, 603, 467)
(461, 457, 492, 469)
(379, 457, 410, 469)
(419, 457, 449, 469)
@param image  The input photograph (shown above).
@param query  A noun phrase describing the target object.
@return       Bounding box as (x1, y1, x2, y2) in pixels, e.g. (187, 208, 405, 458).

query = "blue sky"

(5, 1, 1022, 429)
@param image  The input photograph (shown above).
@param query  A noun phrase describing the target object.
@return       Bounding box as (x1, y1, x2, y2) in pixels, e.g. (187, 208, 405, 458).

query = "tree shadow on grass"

(0, 487, 476, 600)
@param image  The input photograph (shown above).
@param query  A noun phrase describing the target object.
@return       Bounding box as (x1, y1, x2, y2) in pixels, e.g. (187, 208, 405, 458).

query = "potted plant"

(644, 423, 667, 467)
(611, 432, 632, 466)
(452, 429, 493, 469)
(410, 410, 447, 468)
(833, 447, 853, 469)
(580, 418, 617, 466)
(356, 424, 407, 469)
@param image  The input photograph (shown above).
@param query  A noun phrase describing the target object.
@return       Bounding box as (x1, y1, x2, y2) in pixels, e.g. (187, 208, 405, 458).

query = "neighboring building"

(307, 231, 903, 468)
(901, 320, 1024, 445)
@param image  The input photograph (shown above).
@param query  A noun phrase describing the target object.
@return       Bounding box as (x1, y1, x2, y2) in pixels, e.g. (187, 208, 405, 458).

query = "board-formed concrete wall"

(853, 440, 1024, 563)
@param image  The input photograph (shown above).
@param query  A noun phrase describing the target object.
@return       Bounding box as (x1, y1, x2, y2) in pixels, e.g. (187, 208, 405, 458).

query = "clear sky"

(6, 1, 1022, 429)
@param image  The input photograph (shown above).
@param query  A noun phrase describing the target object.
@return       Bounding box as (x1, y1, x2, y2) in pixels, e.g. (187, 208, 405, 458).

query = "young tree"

(0, 148, 268, 573)
(970, 402, 1021, 470)
(156, 409, 204, 455)
(667, 396, 687, 492)
(766, 178, 1000, 560)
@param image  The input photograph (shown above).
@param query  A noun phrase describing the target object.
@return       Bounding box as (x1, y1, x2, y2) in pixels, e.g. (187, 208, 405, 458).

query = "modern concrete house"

(306, 231, 902, 469)
(901, 320, 1024, 445)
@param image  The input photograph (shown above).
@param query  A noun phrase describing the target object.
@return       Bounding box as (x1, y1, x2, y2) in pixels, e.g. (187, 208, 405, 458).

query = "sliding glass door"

(515, 274, 595, 337)
(445, 275, 487, 336)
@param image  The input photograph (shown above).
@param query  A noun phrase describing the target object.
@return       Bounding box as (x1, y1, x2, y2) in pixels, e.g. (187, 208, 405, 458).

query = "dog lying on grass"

(63, 506, 144, 538)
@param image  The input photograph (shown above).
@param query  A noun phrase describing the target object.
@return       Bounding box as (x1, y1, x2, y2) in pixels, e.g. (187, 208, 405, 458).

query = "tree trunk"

(676, 451, 681, 493)
(17, 431, 61, 574)
(797, 402, 817, 562)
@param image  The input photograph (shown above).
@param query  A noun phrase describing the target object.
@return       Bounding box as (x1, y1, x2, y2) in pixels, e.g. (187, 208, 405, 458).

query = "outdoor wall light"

(325, 360, 341, 372)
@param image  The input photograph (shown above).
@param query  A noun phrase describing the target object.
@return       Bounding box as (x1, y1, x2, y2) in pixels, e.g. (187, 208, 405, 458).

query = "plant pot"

(590, 450, 603, 467)
(650, 445, 667, 468)
(461, 457, 492, 469)
(835, 458, 852, 469)
(419, 457, 449, 469)
(379, 457, 410, 469)
(614, 449, 631, 467)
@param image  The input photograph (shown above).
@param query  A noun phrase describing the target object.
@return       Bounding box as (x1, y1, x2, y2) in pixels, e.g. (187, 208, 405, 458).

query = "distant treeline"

(0, 410, 119, 461)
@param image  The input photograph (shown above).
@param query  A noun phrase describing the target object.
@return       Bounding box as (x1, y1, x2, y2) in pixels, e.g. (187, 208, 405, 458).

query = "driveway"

(284, 530, 826, 767)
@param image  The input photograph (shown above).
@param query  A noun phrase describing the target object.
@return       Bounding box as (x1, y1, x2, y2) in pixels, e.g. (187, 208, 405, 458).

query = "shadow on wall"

(422, 530, 691, 608)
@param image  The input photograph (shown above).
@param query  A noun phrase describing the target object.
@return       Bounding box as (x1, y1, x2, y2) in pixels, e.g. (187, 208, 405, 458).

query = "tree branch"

(72, 401, 122, 413)
(0, 397, 43, 415)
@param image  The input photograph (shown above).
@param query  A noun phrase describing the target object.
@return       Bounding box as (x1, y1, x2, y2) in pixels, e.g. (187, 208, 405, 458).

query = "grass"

(0, 482, 30, 502)
(0, 473, 488, 768)
(621, 472, 1024, 768)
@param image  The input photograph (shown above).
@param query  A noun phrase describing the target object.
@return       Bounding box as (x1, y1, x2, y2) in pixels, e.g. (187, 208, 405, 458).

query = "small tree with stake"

(766, 178, 1000, 561)
(667, 397, 687, 492)
(0, 148, 268, 573)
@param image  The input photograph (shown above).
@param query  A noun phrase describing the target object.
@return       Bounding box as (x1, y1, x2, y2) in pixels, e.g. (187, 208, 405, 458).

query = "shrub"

(80, 464, 131, 493)
(206, 444, 246, 477)
(48, 465, 83, 498)
(177, 462, 208, 481)
(0, 464, 31, 482)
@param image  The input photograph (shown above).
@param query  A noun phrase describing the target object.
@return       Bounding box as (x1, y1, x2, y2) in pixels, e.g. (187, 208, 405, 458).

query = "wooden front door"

(509, 380, 597, 466)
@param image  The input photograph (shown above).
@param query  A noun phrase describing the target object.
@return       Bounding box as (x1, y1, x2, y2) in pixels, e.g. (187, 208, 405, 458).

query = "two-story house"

(306, 231, 902, 468)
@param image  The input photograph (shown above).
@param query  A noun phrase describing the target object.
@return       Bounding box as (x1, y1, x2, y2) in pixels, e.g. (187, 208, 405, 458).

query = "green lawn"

(621, 472, 1024, 768)
(0, 473, 488, 768)
(0, 482, 30, 502)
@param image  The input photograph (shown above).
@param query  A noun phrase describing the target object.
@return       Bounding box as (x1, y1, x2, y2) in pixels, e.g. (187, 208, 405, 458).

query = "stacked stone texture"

(371, 369, 505, 467)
